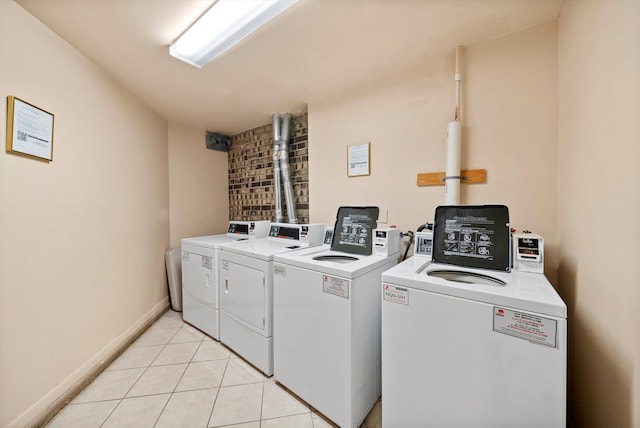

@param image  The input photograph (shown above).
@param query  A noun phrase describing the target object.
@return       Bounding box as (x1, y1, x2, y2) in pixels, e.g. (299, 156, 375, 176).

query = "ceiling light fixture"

(170, 0, 298, 68)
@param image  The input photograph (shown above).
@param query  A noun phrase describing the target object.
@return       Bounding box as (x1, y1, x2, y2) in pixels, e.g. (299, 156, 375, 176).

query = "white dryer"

(181, 220, 270, 340)
(381, 205, 567, 428)
(273, 207, 399, 428)
(219, 222, 323, 375)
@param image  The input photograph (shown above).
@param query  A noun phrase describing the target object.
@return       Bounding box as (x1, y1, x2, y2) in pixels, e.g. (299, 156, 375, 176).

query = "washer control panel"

(512, 232, 544, 273)
(414, 231, 434, 258)
(373, 228, 400, 256)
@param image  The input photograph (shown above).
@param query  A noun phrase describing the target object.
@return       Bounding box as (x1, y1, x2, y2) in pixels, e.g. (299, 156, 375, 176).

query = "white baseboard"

(7, 297, 170, 428)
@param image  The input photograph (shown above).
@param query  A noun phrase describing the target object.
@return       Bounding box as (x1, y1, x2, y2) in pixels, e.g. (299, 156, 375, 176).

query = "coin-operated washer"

(273, 207, 400, 428)
(181, 221, 270, 340)
(381, 205, 567, 428)
(219, 222, 324, 375)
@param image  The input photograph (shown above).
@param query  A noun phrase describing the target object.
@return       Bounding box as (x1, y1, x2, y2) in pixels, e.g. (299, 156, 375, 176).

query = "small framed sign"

(347, 142, 370, 177)
(6, 96, 54, 162)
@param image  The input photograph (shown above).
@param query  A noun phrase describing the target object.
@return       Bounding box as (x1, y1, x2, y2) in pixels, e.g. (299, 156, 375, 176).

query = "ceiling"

(17, 0, 561, 136)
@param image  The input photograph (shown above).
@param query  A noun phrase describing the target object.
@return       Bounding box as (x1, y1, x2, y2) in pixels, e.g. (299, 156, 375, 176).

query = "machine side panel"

(273, 262, 314, 403)
(349, 260, 396, 426)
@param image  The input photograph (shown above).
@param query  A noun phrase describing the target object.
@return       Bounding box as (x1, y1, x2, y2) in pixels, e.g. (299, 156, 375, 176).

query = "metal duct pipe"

(272, 113, 282, 141)
(272, 114, 284, 223)
(279, 113, 298, 223)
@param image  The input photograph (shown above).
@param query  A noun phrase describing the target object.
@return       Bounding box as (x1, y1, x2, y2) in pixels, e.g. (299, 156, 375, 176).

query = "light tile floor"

(46, 310, 382, 428)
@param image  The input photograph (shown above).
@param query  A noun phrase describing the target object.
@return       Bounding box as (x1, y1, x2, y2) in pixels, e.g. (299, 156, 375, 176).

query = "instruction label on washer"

(201, 256, 212, 269)
(383, 284, 409, 305)
(323, 275, 349, 299)
(493, 307, 557, 347)
(274, 265, 286, 277)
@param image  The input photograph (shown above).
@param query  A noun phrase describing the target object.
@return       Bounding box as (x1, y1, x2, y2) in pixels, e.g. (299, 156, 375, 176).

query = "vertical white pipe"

(445, 47, 463, 205)
(454, 47, 462, 122)
(445, 120, 462, 204)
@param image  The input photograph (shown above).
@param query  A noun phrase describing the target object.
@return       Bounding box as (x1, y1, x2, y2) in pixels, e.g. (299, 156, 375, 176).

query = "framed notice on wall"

(6, 96, 54, 162)
(347, 142, 370, 177)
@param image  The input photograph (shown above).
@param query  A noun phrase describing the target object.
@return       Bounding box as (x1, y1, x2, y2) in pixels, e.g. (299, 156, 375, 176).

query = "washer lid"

(274, 248, 396, 279)
(222, 238, 305, 261)
(427, 269, 506, 287)
(383, 261, 566, 318)
(181, 234, 241, 249)
(330, 206, 379, 255)
(432, 205, 510, 272)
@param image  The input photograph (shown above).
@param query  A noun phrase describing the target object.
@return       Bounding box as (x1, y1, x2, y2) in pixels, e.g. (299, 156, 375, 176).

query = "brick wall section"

(228, 113, 309, 224)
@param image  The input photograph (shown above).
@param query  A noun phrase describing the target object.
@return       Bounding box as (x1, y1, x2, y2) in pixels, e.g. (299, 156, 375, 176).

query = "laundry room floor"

(46, 310, 381, 428)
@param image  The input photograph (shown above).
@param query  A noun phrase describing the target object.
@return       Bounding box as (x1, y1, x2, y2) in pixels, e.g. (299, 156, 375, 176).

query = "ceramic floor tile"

(364, 399, 382, 428)
(208, 383, 263, 427)
(220, 358, 266, 386)
(150, 316, 183, 330)
(155, 388, 218, 428)
(151, 342, 199, 366)
(192, 340, 231, 362)
(175, 360, 228, 391)
(107, 345, 164, 370)
(312, 412, 337, 428)
(180, 322, 206, 334)
(161, 310, 184, 321)
(73, 368, 145, 403)
(132, 327, 179, 347)
(46, 400, 119, 428)
(169, 325, 206, 344)
(126, 363, 187, 397)
(216, 423, 259, 428)
(102, 394, 170, 428)
(261, 382, 309, 419)
(49, 308, 385, 428)
(261, 413, 314, 428)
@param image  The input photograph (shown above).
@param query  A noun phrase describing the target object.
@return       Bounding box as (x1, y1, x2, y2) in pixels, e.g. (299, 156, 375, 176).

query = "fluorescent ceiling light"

(170, 0, 298, 68)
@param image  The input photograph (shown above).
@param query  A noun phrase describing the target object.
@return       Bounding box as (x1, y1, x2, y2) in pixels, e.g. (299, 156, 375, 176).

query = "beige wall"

(168, 122, 229, 248)
(0, 2, 170, 426)
(309, 23, 559, 281)
(558, 1, 640, 427)
(2, 1, 638, 427)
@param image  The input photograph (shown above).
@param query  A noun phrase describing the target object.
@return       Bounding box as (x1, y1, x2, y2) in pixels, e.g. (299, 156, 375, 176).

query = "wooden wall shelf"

(417, 168, 486, 186)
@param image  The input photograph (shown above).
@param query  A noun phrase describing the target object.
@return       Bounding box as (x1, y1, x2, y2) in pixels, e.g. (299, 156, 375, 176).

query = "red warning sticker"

(493, 307, 558, 348)
(323, 275, 349, 299)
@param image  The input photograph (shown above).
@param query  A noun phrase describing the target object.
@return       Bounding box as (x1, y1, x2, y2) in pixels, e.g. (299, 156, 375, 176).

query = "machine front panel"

(220, 260, 267, 332)
(182, 294, 219, 339)
(181, 245, 216, 305)
(382, 284, 566, 428)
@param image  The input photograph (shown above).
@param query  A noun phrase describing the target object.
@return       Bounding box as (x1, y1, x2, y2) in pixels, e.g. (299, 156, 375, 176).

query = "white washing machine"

(381, 205, 567, 428)
(181, 220, 270, 340)
(273, 207, 399, 428)
(219, 222, 324, 375)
